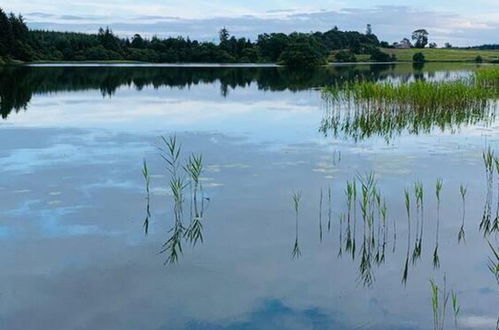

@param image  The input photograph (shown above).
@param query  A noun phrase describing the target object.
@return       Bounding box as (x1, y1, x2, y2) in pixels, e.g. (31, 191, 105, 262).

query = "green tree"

(412, 29, 429, 48)
(219, 27, 229, 43)
(278, 42, 325, 67)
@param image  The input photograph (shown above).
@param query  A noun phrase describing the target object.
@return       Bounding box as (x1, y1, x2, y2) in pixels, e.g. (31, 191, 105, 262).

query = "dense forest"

(0, 7, 388, 66)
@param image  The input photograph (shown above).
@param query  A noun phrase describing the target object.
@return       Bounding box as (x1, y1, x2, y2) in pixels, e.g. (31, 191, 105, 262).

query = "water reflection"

(0, 63, 474, 119)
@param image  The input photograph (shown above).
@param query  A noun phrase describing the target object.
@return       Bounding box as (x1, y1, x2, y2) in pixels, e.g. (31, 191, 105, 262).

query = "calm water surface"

(0, 63, 498, 330)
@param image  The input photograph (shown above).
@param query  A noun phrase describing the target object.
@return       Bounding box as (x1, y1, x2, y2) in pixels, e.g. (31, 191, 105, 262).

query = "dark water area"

(0, 63, 497, 330)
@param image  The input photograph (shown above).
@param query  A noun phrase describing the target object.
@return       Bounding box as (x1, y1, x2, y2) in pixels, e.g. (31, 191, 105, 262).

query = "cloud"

(11, 5, 499, 46)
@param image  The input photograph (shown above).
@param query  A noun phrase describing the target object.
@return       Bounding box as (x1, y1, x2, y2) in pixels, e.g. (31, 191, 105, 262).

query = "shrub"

(369, 48, 392, 62)
(278, 42, 326, 67)
(334, 50, 357, 63)
(413, 52, 426, 63)
(475, 55, 483, 63)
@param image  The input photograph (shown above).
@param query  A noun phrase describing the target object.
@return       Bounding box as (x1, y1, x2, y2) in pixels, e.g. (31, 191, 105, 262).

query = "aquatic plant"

(292, 191, 302, 259)
(380, 199, 387, 264)
(161, 176, 187, 264)
(352, 180, 357, 258)
(320, 79, 497, 143)
(345, 181, 354, 254)
(142, 159, 151, 235)
(338, 213, 344, 257)
(475, 66, 499, 88)
(493, 156, 499, 233)
(451, 291, 460, 330)
(403, 188, 411, 284)
(430, 275, 450, 330)
(481, 148, 495, 235)
(486, 241, 499, 329)
(412, 181, 424, 264)
(327, 186, 332, 233)
(488, 241, 499, 286)
(185, 154, 205, 244)
(319, 188, 323, 242)
(433, 178, 443, 269)
(458, 184, 467, 243)
(155, 135, 209, 264)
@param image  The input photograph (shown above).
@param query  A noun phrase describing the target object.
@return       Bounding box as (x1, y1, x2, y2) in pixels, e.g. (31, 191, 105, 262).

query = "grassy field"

(381, 48, 499, 63)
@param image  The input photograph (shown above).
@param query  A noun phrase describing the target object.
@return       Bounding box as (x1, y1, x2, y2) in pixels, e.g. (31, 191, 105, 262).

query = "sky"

(1, 0, 499, 46)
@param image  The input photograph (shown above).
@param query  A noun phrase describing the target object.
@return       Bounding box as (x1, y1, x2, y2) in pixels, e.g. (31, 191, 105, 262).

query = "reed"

(292, 191, 302, 259)
(352, 180, 357, 258)
(319, 188, 323, 242)
(185, 154, 205, 245)
(493, 157, 499, 233)
(430, 275, 450, 330)
(458, 184, 467, 243)
(338, 213, 344, 257)
(345, 181, 354, 254)
(451, 291, 460, 330)
(403, 188, 411, 284)
(488, 241, 499, 286)
(327, 186, 332, 233)
(412, 181, 424, 264)
(323, 80, 495, 113)
(320, 79, 497, 142)
(142, 159, 151, 235)
(157, 135, 209, 264)
(434, 178, 443, 269)
(475, 66, 499, 88)
(481, 148, 495, 234)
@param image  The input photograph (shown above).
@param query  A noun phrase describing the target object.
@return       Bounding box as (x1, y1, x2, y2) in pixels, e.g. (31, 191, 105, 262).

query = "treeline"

(0, 7, 386, 66)
(466, 44, 499, 50)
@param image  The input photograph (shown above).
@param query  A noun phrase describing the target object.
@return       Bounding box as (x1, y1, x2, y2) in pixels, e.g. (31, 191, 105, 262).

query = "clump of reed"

(323, 79, 495, 113)
(155, 135, 209, 264)
(475, 66, 499, 88)
(185, 154, 205, 244)
(430, 276, 450, 330)
(291, 191, 302, 259)
(357, 171, 385, 286)
(320, 79, 497, 142)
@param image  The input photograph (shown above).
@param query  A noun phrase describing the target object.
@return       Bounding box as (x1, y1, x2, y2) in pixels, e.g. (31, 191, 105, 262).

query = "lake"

(0, 63, 498, 330)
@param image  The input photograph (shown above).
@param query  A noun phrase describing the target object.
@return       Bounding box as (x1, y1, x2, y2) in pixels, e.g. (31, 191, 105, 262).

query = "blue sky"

(2, 0, 499, 46)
